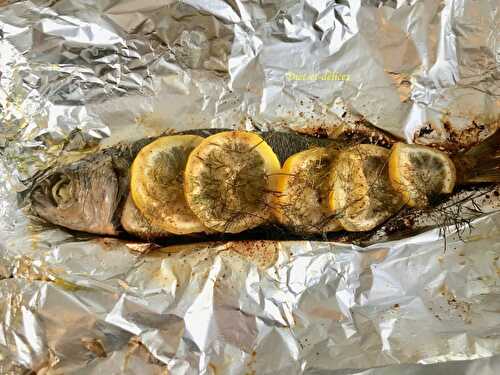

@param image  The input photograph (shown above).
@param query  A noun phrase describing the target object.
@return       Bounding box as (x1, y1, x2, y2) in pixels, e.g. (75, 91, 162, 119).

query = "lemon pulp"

(388, 142, 456, 207)
(184, 131, 281, 233)
(275, 147, 341, 234)
(130, 135, 205, 235)
(328, 144, 404, 231)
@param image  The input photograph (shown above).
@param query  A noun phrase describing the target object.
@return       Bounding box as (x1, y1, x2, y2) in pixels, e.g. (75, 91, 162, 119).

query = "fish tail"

(453, 130, 500, 184)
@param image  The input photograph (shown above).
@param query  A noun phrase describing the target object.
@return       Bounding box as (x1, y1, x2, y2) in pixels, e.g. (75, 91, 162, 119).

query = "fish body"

(21, 128, 499, 241)
(23, 130, 344, 236)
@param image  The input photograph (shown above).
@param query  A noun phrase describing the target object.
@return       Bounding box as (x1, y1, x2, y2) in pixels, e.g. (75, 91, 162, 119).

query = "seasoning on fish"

(388, 143, 456, 208)
(130, 135, 206, 235)
(274, 147, 342, 234)
(328, 144, 404, 231)
(184, 131, 281, 233)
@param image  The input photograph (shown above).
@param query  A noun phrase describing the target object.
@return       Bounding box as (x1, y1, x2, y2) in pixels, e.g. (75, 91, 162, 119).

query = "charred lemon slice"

(328, 144, 404, 232)
(275, 147, 342, 234)
(130, 135, 205, 235)
(389, 142, 456, 207)
(184, 131, 281, 233)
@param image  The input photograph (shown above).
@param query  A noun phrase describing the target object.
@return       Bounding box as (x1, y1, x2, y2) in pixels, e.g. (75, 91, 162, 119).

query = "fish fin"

(453, 130, 500, 184)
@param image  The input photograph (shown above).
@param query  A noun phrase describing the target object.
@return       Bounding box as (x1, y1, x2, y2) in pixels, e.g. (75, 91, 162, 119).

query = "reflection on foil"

(0, 215, 500, 374)
(0, 0, 500, 374)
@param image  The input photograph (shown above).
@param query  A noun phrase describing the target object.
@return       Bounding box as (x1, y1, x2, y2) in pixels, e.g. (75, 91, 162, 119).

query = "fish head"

(28, 154, 128, 235)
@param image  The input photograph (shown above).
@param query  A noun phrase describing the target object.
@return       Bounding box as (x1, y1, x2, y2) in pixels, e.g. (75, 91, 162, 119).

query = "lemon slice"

(328, 144, 404, 232)
(130, 135, 205, 235)
(388, 142, 456, 207)
(184, 131, 281, 233)
(121, 194, 170, 240)
(275, 147, 342, 234)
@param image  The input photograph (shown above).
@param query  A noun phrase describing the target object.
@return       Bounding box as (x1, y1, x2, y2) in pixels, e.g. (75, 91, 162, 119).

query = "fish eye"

(51, 175, 73, 206)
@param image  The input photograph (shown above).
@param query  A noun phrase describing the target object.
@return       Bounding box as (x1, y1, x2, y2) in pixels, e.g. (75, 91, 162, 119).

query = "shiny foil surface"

(0, 0, 499, 374)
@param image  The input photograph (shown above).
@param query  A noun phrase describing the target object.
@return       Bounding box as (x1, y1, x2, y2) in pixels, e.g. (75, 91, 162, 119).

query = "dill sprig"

(189, 139, 272, 232)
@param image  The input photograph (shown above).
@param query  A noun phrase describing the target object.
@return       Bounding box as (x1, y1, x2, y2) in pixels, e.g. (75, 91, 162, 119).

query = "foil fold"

(1, 0, 500, 374)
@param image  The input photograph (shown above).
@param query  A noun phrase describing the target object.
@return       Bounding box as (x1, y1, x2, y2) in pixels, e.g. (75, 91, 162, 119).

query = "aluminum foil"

(1, 0, 499, 374)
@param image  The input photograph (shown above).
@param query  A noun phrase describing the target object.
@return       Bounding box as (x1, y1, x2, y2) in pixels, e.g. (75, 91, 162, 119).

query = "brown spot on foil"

(125, 336, 168, 370)
(385, 71, 412, 103)
(95, 237, 122, 250)
(126, 242, 161, 255)
(225, 240, 279, 269)
(413, 116, 498, 153)
(366, 248, 389, 263)
(208, 363, 218, 375)
(81, 337, 107, 358)
(245, 350, 258, 375)
(35, 349, 60, 374)
(439, 284, 472, 324)
(293, 122, 329, 138)
(13, 256, 52, 282)
(135, 112, 174, 137)
(308, 307, 345, 321)
(439, 284, 448, 296)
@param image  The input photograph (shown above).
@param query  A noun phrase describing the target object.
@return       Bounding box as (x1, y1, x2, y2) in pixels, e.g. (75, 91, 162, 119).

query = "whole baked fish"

(21, 130, 339, 235)
(19, 128, 499, 244)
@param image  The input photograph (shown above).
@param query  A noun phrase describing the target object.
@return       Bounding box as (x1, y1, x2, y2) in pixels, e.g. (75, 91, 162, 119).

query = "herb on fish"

(185, 131, 280, 233)
(190, 142, 269, 231)
(328, 144, 404, 232)
(146, 145, 191, 204)
(275, 148, 342, 234)
(130, 135, 206, 235)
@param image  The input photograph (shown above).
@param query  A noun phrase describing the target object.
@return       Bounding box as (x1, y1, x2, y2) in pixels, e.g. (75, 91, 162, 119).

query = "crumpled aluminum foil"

(0, 0, 499, 374)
